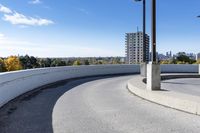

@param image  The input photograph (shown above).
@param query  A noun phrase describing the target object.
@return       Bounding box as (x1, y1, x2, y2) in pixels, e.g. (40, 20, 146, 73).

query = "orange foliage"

(4, 56, 22, 71)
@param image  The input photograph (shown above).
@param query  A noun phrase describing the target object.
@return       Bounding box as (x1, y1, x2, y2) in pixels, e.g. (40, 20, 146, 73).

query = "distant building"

(166, 51, 172, 59)
(125, 32, 149, 64)
(196, 53, 200, 60)
(158, 53, 167, 61)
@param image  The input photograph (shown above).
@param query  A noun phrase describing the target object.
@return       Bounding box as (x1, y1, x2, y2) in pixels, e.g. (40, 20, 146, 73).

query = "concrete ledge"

(0, 65, 140, 108)
(161, 64, 198, 73)
(0, 64, 198, 109)
(127, 75, 200, 115)
(143, 74, 200, 83)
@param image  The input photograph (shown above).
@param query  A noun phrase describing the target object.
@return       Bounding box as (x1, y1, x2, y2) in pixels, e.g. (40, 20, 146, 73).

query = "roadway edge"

(127, 76, 200, 115)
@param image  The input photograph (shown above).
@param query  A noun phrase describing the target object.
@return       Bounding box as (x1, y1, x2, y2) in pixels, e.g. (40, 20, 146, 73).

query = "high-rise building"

(125, 32, 149, 64)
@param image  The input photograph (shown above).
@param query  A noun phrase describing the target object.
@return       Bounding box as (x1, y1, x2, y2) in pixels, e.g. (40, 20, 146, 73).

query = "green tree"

(45, 58, 52, 67)
(19, 55, 39, 69)
(51, 59, 66, 67)
(0, 58, 6, 72)
(177, 55, 190, 63)
(111, 57, 121, 64)
(176, 54, 195, 64)
(84, 60, 90, 65)
(30, 56, 39, 68)
(38, 58, 52, 67)
(66, 60, 73, 66)
(169, 58, 177, 64)
(38, 59, 46, 68)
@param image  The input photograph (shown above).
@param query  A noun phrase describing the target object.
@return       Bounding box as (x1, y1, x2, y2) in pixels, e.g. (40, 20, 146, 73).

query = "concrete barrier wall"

(0, 65, 140, 107)
(0, 64, 198, 108)
(161, 64, 198, 73)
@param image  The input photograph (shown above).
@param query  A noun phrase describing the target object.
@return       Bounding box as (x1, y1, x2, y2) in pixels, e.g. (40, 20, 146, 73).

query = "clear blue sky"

(0, 0, 200, 57)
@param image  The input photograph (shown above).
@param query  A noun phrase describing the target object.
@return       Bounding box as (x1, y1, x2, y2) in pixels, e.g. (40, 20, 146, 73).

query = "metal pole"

(152, 0, 157, 63)
(143, 0, 146, 63)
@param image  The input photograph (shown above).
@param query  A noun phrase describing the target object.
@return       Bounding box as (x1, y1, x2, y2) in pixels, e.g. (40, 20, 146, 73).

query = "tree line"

(0, 55, 68, 72)
(0, 55, 124, 72)
(1, 54, 199, 72)
(160, 54, 199, 64)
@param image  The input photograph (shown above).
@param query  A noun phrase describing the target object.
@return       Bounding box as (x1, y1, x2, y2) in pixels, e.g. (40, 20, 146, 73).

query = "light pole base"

(140, 63, 147, 77)
(147, 63, 161, 91)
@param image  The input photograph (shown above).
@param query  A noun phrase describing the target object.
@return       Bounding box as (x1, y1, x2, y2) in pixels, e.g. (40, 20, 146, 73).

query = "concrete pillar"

(140, 63, 147, 77)
(199, 64, 200, 75)
(147, 63, 161, 90)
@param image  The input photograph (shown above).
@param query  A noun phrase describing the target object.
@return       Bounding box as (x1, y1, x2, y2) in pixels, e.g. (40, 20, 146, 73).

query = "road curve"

(53, 76, 200, 133)
(0, 75, 200, 133)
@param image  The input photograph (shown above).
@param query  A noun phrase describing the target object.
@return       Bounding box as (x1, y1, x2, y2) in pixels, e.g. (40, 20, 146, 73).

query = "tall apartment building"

(125, 32, 150, 64)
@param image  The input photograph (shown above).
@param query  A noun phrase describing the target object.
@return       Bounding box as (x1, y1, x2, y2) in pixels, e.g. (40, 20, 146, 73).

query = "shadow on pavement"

(0, 75, 131, 133)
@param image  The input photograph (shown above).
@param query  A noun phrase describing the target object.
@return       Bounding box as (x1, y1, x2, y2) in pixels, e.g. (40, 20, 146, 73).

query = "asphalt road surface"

(1, 75, 200, 133)
(162, 78, 200, 97)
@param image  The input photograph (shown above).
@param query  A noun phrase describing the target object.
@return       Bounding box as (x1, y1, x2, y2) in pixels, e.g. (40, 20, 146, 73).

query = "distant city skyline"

(0, 0, 200, 57)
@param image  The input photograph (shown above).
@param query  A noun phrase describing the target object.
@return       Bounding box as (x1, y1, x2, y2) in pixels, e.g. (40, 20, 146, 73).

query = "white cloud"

(3, 12, 54, 26)
(0, 4, 53, 26)
(29, 0, 42, 4)
(0, 4, 12, 14)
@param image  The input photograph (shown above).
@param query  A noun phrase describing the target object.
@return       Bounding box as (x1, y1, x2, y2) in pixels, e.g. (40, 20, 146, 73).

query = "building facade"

(125, 32, 149, 64)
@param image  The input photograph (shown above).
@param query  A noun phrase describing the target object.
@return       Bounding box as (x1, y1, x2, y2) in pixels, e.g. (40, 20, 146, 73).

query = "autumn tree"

(73, 60, 82, 66)
(160, 60, 170, 64)
(195, 59, 200, 64)
(4, 56, 22, 71)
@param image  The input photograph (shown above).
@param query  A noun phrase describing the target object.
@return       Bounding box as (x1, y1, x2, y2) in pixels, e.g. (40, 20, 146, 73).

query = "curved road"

(1, 75, 200, 133)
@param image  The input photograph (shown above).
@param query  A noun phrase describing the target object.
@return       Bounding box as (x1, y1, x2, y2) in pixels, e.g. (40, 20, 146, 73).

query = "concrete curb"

(127, 75, 200, 115)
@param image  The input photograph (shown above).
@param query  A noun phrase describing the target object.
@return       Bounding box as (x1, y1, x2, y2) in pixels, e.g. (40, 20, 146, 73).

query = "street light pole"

(147, 0, 160, 91)
(197, 15, 200, 75)
(152, 0, 157, 63)
(134, 0, 146, 63)
(143, 0, 146, 63)
(134, 0, 148, 77)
